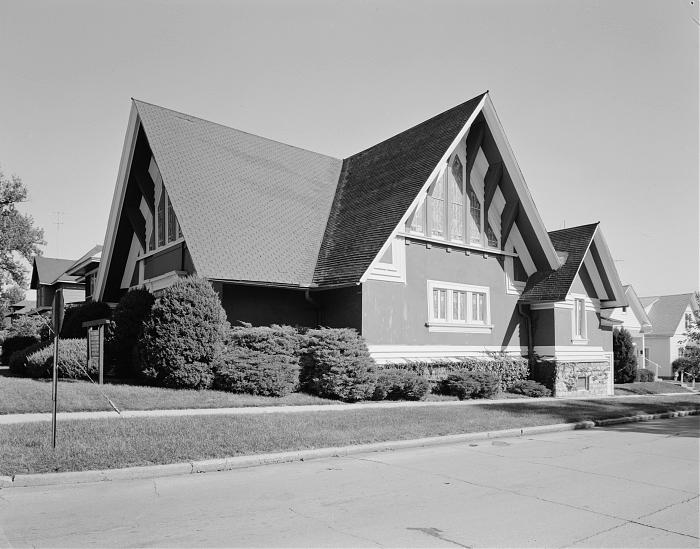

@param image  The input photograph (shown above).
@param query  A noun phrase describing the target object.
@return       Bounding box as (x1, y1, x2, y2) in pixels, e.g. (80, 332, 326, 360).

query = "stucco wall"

(646, 336, 672, 377)
(144, 243, 195, 280)
(362, 241, 524, 348)
(553, 307, 613, 351)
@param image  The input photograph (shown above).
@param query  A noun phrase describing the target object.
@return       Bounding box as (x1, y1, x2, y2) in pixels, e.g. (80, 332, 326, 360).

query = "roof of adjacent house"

(520, 223, 599, 303)
(135, 100, 343, 287)
(640, 293, 697, 336)
(313, 94, 486, 286)
(30, 257, 78, 289)
(65, 245, 103, 278)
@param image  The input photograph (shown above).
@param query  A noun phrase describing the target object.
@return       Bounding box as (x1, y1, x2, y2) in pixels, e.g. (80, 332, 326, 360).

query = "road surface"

(1, 415, 698, 547)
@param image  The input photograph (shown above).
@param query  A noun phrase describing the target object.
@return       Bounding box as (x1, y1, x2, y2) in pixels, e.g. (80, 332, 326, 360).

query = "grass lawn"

(1, 394, 697, 475)
(614, 381, 695, 396)
(0, 375, 337, 414)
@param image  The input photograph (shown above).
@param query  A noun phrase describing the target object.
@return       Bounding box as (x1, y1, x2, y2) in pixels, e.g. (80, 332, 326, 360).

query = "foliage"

(4, 313, 49, 339)
(300, 328, 376, 402)
(437, 370, 500, 400)
(0, 168, 45, 287)
(372, 368, 430, 401)
(679, 292, 700, 347)
(227, 324, 302, 357)
(634, 368, 655, 382)
(111, 289, 155, 377)
(7, 340, 45, 374)
(0, 285, 26, 327)
(1, 334, 40, 365)
(60, 301, 112, 338)
(214, 347, 299, 396)
(137, 276, 228, 389)
(385, 354, 528, 392)
(507, 379, 552, 397)
(672, 357, 700, 381)
(613, 327, 637, 383)
(25, 338, 91, 379)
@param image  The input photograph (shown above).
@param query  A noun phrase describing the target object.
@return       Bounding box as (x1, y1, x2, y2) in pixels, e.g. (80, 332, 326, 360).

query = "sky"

(0, 0, 698, 299)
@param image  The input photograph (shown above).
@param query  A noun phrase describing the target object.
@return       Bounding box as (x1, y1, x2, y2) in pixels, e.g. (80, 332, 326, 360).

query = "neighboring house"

(64, 245, 102, 302)
(639, 293, 700, 378)
(95, 92, 627, 396)
(30, 256, 85, 309)
(2, 299, 36, 325)
(604, 285, 653, 373)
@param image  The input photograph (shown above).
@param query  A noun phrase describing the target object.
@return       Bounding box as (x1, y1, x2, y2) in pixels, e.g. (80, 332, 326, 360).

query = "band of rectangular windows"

(428, 281, 490, 327)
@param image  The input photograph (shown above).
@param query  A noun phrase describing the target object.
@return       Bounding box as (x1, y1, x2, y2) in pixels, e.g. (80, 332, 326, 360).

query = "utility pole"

(52, 211, 65, 256)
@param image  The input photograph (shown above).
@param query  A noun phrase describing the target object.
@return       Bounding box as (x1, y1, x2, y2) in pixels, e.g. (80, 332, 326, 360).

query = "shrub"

(214, 347, 299, 396)
(507, 379, 552, 397)
(635, 368, 655, 382)
(438, 370, 500, 400)
(1, 335, 40, 365)
(25, 338, 91, 379)
(613, 327, 637, 383)
(372, 368, 430, 401)
(227, 324, 302, 356)
(60, 301, 112, 339)
(4, 314, 48, 339)
(386, 354, 528, 392)
(300, 328, 376, 402)
(8, 341, 47, 375)
(137, 276, 228, 389)
(111, 289, 155, 377)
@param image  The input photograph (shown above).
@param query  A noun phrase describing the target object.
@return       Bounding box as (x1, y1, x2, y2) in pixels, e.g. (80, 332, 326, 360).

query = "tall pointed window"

(486, 221, 498, 248)
(429, 173, 446, 238)
(407, 199, 426, 235)
(449, 156, 464, 242)
(157, 189, 166, 248)
(167, 196, 177, 242)
(468, 186, 482, 245)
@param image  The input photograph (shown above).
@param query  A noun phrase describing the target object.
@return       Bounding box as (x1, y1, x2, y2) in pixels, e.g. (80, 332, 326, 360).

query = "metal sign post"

(51, 289, 64, 449)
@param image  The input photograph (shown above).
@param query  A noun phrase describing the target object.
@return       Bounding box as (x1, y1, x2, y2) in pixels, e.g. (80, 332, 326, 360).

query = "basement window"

(576, 375, 590, 391)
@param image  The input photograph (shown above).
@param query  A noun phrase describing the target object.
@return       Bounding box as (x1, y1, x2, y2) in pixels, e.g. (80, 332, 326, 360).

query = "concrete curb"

(1, 408, 697, 489)
(1, 391, 697, 425)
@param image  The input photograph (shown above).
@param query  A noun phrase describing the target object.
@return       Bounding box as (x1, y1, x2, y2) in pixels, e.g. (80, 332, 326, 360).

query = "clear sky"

(1, 0, 698, 297)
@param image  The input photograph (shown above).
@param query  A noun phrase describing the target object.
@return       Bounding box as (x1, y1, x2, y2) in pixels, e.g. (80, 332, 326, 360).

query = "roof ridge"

(132, 98, 341, 162)
(548, 221, 599, 236)
(639, 292, 696, 299)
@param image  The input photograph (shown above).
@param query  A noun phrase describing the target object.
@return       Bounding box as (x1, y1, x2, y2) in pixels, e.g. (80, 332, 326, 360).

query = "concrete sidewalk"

(0, 391, 697, 424)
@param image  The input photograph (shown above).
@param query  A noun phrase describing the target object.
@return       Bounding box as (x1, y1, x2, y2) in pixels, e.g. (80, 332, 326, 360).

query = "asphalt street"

(1, 415, 698, 548)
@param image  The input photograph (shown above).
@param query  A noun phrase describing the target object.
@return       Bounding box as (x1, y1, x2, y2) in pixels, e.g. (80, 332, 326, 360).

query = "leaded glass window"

(449, 156, 464, 242)
(432, 288, 447, 320)
(453, 291, 466, 321)
(486, 221, 498, 248)
(429, 175, 446, 238)
(471, 292, 486, 323)
(167, 195, 177, 243)
(157, 188, 165, 248)
(468, 187, 481, 244)
(407, 200, 426, 234)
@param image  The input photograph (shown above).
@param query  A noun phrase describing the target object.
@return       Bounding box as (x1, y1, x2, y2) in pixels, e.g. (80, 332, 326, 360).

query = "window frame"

(426, 280, 492, 333)
(571, 296, 589, 343)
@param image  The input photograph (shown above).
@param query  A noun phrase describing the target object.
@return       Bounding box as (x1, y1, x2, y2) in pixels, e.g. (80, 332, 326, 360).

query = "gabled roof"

(313, 94, 486, 286)
(65, 245, 102, 278)
(640, 293, 697, 336)
(134, 100, 343, 287)
(30, 257, 78, 289)
(520, 223, 598, 303)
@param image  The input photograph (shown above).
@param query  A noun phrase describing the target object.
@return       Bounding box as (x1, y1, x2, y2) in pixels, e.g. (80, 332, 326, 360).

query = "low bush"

(214, 347, 299, 397)
(111, 289, 155, 378)
(228, 324, 301, 356)
(372, 368, 430, 401)
(635, 368, 656, 382)
(300, 328, 376, 402)
(137, 276, 228, 389)
(386, 354, 528, 392)
(8, 341, 47, 375)
(507, 379, 552, 398)
(1, 335, 40, 365)
(25, 338, 91, 379)
(438, 370, 500, 400)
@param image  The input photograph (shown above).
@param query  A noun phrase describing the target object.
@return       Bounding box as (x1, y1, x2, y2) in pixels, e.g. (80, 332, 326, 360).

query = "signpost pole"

(51, 289, 64, 449)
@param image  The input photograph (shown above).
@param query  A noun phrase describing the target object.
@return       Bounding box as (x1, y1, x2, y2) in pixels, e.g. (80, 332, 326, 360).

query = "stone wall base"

(531, 360, 612, 397)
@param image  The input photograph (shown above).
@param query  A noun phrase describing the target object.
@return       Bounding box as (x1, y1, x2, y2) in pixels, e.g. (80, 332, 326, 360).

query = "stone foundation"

(532, 360, 612, 397)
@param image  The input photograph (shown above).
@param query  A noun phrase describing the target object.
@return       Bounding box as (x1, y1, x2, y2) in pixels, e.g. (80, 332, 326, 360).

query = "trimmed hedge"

(8, 341, 47, 375)
(373, 368, 430, 401)
(111, 288, 155, 377)
(24, 338, 91, 379)
(227, 324, 301, 357)
(386, 355, 528, 392)
(1, 335, 40, 365)
(300, 328, 376, 402)
(507, 379, 552, 397)
(138, 276, 228, 389)
(635, 368, 655, 382)
(214, 347, 299, 396)
(438, 370, 500, 400)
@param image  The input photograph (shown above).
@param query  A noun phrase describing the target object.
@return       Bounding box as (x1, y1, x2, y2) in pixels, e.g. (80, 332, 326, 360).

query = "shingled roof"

(519, 223, 599, 303)
(135, 100, 343, 287)
(30, 257, 78, 288)
(641, 293, 697, 336)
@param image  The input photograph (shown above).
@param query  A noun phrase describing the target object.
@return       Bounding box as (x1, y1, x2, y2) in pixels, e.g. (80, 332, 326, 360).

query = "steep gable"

(641, 293, 697, 336)
(30, 257, 77, 289)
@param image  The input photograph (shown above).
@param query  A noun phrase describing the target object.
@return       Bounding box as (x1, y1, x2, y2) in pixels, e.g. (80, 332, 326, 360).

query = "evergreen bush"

(111, 288, 155, 377)
(1, 335, 40, 365)
(613, 328, 637, 383)
(8, 341, 47, 375)
(438, 370, 500, 400)
(25, 338, 91, 379)
(137, 276, 228, 389)
(300, 328, 376, 402)
(214, 347, 299, 396)
(60, 301, 112, 339)
(507, 379, 552, 397)
(634, 368, 655, 382)
(372, 368, 430, 401)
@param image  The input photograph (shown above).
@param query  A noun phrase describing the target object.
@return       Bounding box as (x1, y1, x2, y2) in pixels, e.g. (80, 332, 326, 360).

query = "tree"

(613, 327, 637, 383)
(0, 168, 45, 287)
(0, 285, 27, 328)
(679, 291, 700, 348)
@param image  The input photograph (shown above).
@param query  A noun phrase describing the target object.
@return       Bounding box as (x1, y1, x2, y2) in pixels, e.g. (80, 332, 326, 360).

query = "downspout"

(304, 288, 320, 328)
(518, 303, 534, 365)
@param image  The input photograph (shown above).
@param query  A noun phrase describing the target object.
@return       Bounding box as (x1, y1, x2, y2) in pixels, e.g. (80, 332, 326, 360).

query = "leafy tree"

(0, 168, 45, 287)
(613, 327, 638, 383)
(0, 285, 26, 326)
(679, 291, 700, 347)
